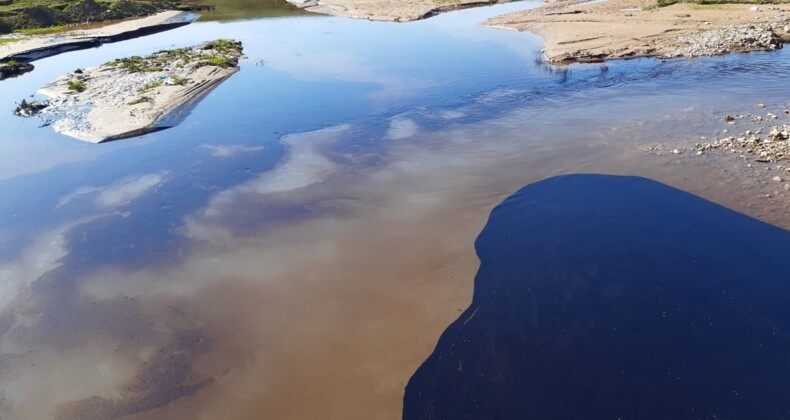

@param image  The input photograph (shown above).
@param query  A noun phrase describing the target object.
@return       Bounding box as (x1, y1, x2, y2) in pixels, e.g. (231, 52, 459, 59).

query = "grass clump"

(0, 37, 21, 46)
(139, 79, 163, 92)
(18, 24, 66, 35)
(169, 74, 185, 85)
(105, 39, 243, 74)
(203, 39, 242, 54)
(106, 55, 161, 73)
(202, 54, 233, 68)
(67, 79, 86, 92)
(128, 95, 150, 105)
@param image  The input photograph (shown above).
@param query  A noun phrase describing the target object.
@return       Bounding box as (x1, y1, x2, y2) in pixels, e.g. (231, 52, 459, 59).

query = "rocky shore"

(285, 0, 515, 22)
(21, 39, 243, 143)
(485, 0, 790, 64)
(647, 105, 790, 188)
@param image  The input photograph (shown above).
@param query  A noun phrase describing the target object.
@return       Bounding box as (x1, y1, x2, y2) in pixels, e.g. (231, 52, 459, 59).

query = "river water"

(1, 1, 790, 419)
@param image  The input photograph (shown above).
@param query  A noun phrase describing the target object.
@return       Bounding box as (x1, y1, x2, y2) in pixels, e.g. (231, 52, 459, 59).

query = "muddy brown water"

(1, 2, 790, 419)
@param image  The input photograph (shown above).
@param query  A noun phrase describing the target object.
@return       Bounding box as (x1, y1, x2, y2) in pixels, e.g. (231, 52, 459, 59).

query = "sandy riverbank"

(0, 11, 196, 79)
(30, 39, 242, 143)
(485, 0, 790, 63)
(285, 0, 515, 21)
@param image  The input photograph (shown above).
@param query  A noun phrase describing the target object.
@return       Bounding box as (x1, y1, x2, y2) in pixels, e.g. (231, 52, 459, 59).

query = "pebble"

(668, 18, 789, 58)
(773, 176, 783, 183)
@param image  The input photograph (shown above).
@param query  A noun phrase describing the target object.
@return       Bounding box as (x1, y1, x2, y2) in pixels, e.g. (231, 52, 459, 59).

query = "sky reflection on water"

(1, 2, 790, 418)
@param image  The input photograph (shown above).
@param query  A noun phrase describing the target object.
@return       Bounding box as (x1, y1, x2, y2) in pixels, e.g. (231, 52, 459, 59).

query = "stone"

(773, 176, 783, 183)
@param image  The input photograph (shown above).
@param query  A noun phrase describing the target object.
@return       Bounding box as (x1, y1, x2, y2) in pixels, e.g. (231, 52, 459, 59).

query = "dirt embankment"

(485, 0, 790, 63)
(22, 39, 243, 143)
(285, 0, 515, 22)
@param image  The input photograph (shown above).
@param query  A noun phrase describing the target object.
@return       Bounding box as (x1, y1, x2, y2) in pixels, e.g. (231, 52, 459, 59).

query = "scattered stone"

(725, 115, 735, 122)
(769, 127, 790, 142)
(672, 149, 681, 155)
(750, 6, 760, 12)
(14, 99, 49, 117)
(773, 176, 783, 183)
(668, 18, 788, 58)
(699, 122, 790, 163)
(757, 103, 766, 109)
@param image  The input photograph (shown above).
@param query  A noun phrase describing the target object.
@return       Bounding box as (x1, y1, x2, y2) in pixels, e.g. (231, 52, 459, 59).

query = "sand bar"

(485, 0, 790, 63)
(30, 39, 242, 143)
(285, 0, 517, 21)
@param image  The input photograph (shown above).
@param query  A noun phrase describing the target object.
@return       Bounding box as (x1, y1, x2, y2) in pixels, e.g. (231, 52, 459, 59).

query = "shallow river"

(1, 1, 790, 419)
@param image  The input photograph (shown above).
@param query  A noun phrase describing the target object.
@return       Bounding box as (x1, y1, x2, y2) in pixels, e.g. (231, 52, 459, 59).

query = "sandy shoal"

(485, 0, 790, 63)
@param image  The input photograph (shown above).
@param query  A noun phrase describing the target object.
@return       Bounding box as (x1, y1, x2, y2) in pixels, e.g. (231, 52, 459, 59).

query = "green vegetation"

(106, 55, 162, 72)
(139, 79, 163, 92)
(67, 79, 86, 92)
(128, 95, 151, 105)
(203, 38, 240, 53)
(0, 0, 205, 35)
(169, 74, 185, 85)
(202, 54, 233, 68)
(17, 24, 66, 34)
(0, 36, 21, 45)
(104, 38, 242, 73)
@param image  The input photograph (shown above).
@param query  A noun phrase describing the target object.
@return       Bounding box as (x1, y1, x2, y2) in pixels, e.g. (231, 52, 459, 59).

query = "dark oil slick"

(405, 175, 790, 420)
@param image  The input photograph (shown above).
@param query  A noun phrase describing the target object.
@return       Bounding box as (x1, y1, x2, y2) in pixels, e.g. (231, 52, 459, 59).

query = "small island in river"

(22, 39, 243, 143)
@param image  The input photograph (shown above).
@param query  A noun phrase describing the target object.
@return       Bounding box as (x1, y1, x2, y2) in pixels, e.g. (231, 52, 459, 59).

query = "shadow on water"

(404, 174, 790, 419)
